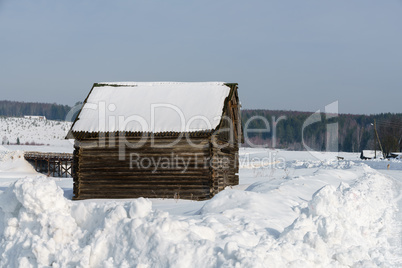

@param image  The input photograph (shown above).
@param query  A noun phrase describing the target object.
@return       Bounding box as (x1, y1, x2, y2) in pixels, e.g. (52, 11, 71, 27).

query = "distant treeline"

(241, 109, 402, 154)
(0, 100, 77, 121)
(1, 100, 401, 153)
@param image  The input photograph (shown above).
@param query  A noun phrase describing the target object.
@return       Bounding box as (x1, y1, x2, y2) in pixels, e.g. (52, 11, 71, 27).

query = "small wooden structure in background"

(24, 115, 47, 120)
(24, 152, 73, 177)
(360, 150, 384, 160)
(67, 82, 243, 200)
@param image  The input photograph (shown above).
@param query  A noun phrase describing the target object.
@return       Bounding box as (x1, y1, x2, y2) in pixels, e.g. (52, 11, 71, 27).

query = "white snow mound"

(0, 177, 86, 267)
(0, 151, 37, 174)
(0, 167, 399, 267)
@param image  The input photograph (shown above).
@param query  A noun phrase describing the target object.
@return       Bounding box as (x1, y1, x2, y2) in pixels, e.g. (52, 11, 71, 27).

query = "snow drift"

(0, 163, 399, 267)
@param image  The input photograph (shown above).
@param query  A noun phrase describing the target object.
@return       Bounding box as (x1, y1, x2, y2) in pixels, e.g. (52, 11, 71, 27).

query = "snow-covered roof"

(71, 82, 234, 134)
(361, 150, 383, 159)
(390, 152, 402, 159)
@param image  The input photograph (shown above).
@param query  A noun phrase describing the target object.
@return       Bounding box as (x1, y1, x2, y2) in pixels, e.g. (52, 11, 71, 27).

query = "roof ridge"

(96, 81, 228, 87)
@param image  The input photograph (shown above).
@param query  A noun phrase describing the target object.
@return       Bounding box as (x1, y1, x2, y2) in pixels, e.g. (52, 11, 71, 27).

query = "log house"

(66, 82, 243, 200)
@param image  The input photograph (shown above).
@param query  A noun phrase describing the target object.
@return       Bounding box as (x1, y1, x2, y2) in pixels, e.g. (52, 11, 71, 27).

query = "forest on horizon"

(0, 100, 401, 154)
(242, 109, 402, 155)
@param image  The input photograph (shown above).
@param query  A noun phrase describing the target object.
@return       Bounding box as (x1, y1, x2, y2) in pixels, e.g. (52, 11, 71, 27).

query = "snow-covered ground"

(0, 122, 401, 266)
(0, 117, 73, 152)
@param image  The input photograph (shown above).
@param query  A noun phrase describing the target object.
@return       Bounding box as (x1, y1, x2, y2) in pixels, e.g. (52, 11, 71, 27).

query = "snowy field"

(0, 124, 401, 266)
(0, 117, 73, 153)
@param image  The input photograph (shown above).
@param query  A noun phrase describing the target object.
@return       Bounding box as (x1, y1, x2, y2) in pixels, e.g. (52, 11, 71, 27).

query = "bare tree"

(378, 117, 402, 156)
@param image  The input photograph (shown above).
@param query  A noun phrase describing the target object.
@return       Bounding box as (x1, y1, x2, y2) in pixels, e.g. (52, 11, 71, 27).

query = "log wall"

(210, 135, 239, 196)
(73, 138, 214, 200)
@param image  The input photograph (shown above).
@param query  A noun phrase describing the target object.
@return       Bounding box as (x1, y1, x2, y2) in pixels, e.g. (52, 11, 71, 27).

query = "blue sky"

(0, 0, 401, 114)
